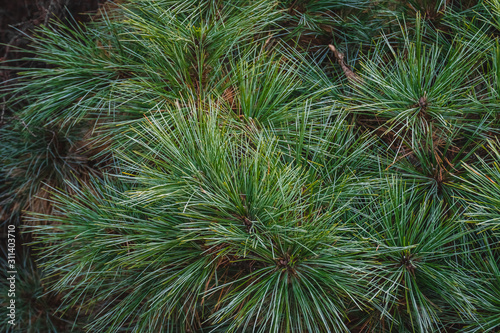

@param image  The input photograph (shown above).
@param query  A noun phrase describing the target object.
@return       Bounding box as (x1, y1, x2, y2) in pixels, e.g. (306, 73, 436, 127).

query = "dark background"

(0, 0, 103, 83)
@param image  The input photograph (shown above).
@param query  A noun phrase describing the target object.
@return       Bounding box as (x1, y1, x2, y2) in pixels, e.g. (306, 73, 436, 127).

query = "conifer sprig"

(1, 0, 499, 332)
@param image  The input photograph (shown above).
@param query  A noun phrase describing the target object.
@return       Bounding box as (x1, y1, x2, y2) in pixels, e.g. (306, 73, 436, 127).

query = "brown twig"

(13, 115, 37, 137)
(328, 44, 363, 85)
(1, 96, 5, 125)
(384, 151, 414, 171)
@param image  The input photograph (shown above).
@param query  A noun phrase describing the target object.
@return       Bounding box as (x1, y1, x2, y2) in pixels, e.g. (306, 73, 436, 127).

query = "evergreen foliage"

(1, 0, 500, 332)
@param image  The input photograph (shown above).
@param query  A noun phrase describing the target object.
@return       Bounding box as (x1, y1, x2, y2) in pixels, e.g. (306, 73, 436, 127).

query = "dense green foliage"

(1, 0, 500, 332)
